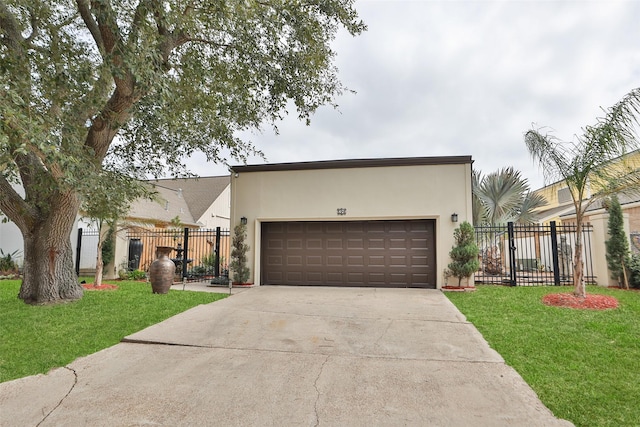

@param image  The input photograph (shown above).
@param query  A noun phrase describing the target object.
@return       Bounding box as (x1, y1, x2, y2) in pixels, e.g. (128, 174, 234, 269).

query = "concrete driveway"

(0, 286, 572, 426)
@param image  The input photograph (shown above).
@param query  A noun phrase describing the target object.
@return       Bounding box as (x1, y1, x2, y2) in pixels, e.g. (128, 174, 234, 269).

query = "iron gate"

(125, 227, 231, 281)
(475, 221, 595, 286)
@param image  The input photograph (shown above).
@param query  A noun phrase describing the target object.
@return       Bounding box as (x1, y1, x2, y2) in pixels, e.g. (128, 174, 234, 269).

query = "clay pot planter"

(149, 246, 175, 294)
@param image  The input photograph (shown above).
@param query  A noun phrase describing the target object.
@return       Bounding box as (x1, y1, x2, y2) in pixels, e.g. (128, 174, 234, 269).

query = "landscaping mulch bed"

(542, 293, 619, 310)
(82, 283, 119, 291)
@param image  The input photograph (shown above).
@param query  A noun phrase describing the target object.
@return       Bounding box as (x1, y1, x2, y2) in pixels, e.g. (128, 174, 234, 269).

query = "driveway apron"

(0, 286, 573, 426)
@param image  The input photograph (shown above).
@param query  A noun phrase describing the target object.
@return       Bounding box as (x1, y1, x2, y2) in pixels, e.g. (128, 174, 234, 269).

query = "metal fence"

(475, 221, 595, 286)
(75, 228, 99, 274)
(126, 227, 231, 281)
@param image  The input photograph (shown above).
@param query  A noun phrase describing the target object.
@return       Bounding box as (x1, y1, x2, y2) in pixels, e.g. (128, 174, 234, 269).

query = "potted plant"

(230, 223, 251, 286)
(446, 221, 480, 290)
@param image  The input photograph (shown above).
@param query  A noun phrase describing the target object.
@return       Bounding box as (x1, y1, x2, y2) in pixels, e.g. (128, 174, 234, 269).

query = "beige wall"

(230, 161, 473, 288)
(586, 211, 631, 287)
(200, 185, 231, 229)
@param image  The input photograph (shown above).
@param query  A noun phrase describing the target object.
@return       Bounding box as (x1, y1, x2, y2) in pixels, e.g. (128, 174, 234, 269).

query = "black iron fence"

(75, 227, 231, 281)
(475, 221, 595, 286)
(75, 228, 99, 275)
(126, 227, 231, 281)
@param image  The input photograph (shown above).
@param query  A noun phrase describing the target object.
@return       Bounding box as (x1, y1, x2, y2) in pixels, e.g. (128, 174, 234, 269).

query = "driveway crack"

(313, 355, 330, 427)
(37, 366, 77, 427)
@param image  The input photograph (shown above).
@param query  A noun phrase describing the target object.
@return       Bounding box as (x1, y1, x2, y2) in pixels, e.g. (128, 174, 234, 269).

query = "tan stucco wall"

(200, 185, 231, 229)
(230, 161, 473, 288)
(588, 212, 631, 287)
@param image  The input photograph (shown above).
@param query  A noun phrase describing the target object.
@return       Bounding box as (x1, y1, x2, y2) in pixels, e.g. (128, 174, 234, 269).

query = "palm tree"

(473, 167, 546, 277)
(525, 87, 640, 298)
(473, 167, 546, 226)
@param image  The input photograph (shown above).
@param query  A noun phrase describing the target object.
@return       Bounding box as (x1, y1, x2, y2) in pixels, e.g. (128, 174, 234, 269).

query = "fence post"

(550, 221, 560, 286)
(182, 227, 190, 280)
(75, 228, 83, 276)
(507, 222, 517, 286)
(214, 227, 221, 277)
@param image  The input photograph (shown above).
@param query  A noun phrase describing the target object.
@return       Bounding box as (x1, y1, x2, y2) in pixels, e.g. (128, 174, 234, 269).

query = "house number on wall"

(337, 208, 347, 216)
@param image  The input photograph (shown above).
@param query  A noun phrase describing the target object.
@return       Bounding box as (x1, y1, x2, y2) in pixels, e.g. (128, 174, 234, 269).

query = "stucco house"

(229, 156, 473, 289)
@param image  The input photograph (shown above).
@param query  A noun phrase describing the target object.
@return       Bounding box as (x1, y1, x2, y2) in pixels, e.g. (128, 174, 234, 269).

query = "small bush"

(210, 276, 230, 285)
(0, 249, 21, 274)
(127, 269, 147, 280)
(628, 253, 640, 289)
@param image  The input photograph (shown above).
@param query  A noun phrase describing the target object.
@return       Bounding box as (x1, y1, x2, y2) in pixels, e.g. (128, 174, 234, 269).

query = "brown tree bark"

(17, 192, 83, 305)
(573, 212, 586, 298)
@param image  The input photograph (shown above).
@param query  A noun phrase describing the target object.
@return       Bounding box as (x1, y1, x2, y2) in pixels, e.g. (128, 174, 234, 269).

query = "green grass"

(0, 279, 227, 383)
(445, 285, 640, 427)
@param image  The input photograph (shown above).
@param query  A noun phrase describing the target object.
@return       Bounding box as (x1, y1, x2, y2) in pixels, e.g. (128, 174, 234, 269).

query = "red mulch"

(542, 293, 619, 310)
(82, 283, 119, 291)
(442, 286, 476, 292)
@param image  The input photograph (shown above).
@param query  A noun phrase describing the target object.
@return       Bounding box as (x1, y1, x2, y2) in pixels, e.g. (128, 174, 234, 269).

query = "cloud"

(190, 0, 640, 191)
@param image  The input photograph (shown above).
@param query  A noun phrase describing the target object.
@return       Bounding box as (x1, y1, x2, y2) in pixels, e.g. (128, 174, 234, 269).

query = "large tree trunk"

(18, 195, 83, 305)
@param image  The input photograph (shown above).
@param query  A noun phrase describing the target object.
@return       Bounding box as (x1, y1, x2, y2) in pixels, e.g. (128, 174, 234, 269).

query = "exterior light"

(240, 216, 248, 225)
(451, 213, 458, 223)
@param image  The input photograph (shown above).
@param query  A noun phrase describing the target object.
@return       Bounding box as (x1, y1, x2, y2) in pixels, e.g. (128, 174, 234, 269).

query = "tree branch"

(0, 169, 35, 232)
(76, 0, 105, 55)
(24, 9, 38, 43)
(0, 0, 25, 52)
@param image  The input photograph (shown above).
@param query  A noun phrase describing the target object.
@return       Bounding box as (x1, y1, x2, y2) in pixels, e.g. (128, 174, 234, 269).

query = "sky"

(189, 0, 640, 191)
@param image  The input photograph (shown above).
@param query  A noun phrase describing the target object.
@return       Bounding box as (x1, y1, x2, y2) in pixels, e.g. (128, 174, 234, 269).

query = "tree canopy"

(0, 0, 365, 304)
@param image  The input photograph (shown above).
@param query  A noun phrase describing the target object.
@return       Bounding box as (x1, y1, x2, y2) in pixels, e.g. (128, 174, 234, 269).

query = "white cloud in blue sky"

(191, 0, 640, 190)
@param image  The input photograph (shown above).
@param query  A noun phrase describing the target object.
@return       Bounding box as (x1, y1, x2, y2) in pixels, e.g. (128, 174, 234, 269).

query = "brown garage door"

(261, 220, 436, 288)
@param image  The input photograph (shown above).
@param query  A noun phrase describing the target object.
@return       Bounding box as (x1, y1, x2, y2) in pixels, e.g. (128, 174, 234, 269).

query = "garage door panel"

(261, 220, 435, 288)
(306, 255, 322, 266)
(389, 239, 408, 249)
(368, 255, 385, 266)
(327, 255, 343, 266)
(326, 239, 343, 249)
(390, 255, 408, 266)
(306, 223, 324, 233)
(287, 255, 302, 266)
(306, 239, 323, 249)
(287, 239, 303, 249)
(266, 255, 283, 266)
(325, 223, 344, 233)
(267, 239, 284, 250)
(286, 223, 304, 233)
(411, 258, 428, 266)
(347, 255, 365, 266)
(347, 238, 364, 249)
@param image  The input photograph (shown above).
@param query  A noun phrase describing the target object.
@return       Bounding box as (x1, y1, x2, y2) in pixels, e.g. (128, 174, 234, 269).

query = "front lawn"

(0, 280, 226, 383)
(445, 285, 640, 427)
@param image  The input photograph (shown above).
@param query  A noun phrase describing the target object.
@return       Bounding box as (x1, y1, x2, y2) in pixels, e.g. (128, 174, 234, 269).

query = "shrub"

(230, 223, 250, 284)
(127, 269, 147, 280)
(0, 249, 21, 274)
(605, 195, 630, 288)
(210, 276, 229, 285)
(448, 221, 480, 287)
(628, 253, 640, 289)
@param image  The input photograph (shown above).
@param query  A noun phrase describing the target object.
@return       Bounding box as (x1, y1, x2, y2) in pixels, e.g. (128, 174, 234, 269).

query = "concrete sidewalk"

(0, 287, 573, 426)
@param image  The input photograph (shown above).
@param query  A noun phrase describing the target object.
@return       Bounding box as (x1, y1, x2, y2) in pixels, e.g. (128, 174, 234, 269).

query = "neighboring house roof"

(127, 184, 199, 228)
(149, 176, 230, 222)
(534, 204, 577, 223)
(558, 192, 640, 219)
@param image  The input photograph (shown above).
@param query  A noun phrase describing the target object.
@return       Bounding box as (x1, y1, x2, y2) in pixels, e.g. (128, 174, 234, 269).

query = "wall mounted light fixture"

(240, 216, 247, 225)
(451, 213, 458, 223)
